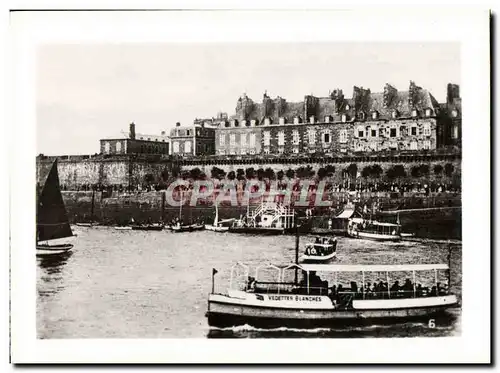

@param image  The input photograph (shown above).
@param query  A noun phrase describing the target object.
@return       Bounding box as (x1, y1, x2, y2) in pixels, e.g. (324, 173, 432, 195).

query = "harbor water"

(37, 228, 462, 339)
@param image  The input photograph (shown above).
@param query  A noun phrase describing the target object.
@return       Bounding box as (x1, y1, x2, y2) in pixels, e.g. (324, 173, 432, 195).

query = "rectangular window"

(371, 129, 377, 137)
(423, 140, 431, 150)
(339, 130, 348, 143)
(292, 130, 300, 145)
(308, 130, 316, 145)
(241, 133, 247, 147)
(249, 133, 256, 147)
(390, 128, 397, 138)
(278, 131, 285, 146)
(186, 130, 191, 136)
(219, 134, 225, 146)
(323, 132, 331, 143)
(263, 131, 271, 146)
(423, 123, 431, 136)
(230, 134, 236, 146)
(358, 130, 364, 138)
(411, 127, 417, 136)
(410, 141, 418, 150)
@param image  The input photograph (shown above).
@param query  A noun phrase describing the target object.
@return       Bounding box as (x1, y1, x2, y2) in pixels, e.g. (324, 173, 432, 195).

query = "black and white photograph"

(9, 7, 491, 364)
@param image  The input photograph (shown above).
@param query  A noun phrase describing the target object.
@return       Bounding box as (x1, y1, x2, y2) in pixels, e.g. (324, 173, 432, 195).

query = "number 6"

(428, 319, 436, 328)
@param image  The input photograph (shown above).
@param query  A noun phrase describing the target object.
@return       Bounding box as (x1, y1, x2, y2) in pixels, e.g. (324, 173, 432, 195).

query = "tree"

(346, 163, 358, 179)
(285, 168, 295, 179)
(227, 171, 236, 180)
(257, 168, 265, 180)
(236, 168, 245, 181)
(211, 167, 226, 180)
(317, 167, 327, 180)
(387, 164, 406, 180)
(434, 164, 443, 176)
(277, 170, 285, 180)
(370, 164, 383, 178)
(160, 168, 169, 182)
(419, 164, 430, 177)
(171, 164, 181, 178)
(264, 167, 275, 180)
(411, 165, 421, 178)
(361, 166, 372, 178)
(189, 167, 203, 180)
(245, 167, 255, 179)
(144, 173, 155, 184)
(325, 165, 336, 177)
(444, 163, 454, 177)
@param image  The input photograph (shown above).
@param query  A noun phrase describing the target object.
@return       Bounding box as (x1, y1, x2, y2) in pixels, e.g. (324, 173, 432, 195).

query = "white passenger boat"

(300, 237, 337, 263)
(206, 262, 458, 328)
(347, 217, 402, 241)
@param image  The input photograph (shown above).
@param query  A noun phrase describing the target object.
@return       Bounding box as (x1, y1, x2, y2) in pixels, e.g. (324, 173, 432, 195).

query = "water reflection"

(37, 252, 72, 298)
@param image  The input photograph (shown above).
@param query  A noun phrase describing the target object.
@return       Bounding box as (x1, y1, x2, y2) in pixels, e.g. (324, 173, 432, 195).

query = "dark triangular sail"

(37, 160, 73, 241)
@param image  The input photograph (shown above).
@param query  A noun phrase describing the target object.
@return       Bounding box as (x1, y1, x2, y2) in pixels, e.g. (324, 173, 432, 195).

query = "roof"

(337, 208, 355, 219)
(227, 82, 444, 123)
(300, 263, 449, 273)
(101, 131, 169, 142)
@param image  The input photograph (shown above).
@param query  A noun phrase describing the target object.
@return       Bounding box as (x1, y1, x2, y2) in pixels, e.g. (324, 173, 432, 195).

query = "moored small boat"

(131, 223, 164, 231)
(115, 226, 133, 231)
(171, 223, 205, 233)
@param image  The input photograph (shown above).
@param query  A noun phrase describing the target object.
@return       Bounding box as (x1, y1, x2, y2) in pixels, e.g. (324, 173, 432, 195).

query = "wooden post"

(294, 223, 300, 285)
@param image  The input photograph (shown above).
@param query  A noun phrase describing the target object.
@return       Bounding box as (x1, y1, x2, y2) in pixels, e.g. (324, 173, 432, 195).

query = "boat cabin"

(226, 262, 452, 309)
(233, 202, 295, 229)
(304, 237, 337, 256)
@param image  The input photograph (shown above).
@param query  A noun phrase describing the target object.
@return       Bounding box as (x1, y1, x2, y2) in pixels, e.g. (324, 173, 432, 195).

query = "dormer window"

(324, 115, 331, 123)
(293, 117, 301, 125)
(341, 114, 347, 123)
(359, 112, 366, 121)
(345, 104, 350, 110)
(279, 117, 285, 125)
(451, 110, 458, 118)
(230, 119, 238, 127)
(425, 108, 432, 117)
(309, 116, 315, 124)
(371, 111, 378, 120)
(223, 121, 230, 128)
(240, 120, 246, 127)
(411, 109, 418, 118)
(392, 110, 398, 119)
(250, 119, 256, 127)
(264, 118, 271, 126)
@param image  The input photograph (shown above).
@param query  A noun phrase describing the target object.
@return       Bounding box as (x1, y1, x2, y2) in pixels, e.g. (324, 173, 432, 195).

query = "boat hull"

(300, 252, 337, 263)
(115, 226, 132, 230)
(206, 293, 457, 328)
(131, 225, 164, 231)
(205, 225, 229, 232)
(36, 243, 73, 256)
(228, 227, 292, 235)
(347, 230, 402, 241)
(171, 224, 205, 232)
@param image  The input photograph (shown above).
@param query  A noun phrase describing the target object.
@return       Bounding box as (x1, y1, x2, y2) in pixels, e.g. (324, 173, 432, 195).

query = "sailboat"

(170, 190, 204, 232)
(36, 159, 75, 256)
(205, 200, 232, 232)
(76, 190, 98, 227)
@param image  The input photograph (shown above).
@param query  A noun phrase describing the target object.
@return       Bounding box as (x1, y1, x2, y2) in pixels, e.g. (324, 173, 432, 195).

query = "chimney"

(129, 122, 136, 140)
(176, 122, 181, 127)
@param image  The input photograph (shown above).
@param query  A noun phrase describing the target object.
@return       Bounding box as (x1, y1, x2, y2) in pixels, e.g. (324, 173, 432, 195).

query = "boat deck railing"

(247, 282, 450, 299)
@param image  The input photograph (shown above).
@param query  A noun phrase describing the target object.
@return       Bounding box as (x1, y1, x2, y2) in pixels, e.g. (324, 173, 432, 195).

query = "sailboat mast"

(294, 221, 300, 285)
(179, 189, 183, 221)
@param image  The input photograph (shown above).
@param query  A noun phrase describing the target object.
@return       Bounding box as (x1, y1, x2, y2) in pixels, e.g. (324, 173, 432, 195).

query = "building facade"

(169, 121, 216, 156)
(100, 123, 170, 155)
(213, 82, 459, 157)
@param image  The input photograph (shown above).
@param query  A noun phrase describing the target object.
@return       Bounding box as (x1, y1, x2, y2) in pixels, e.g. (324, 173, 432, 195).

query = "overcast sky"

(37, 43, 460, 155)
